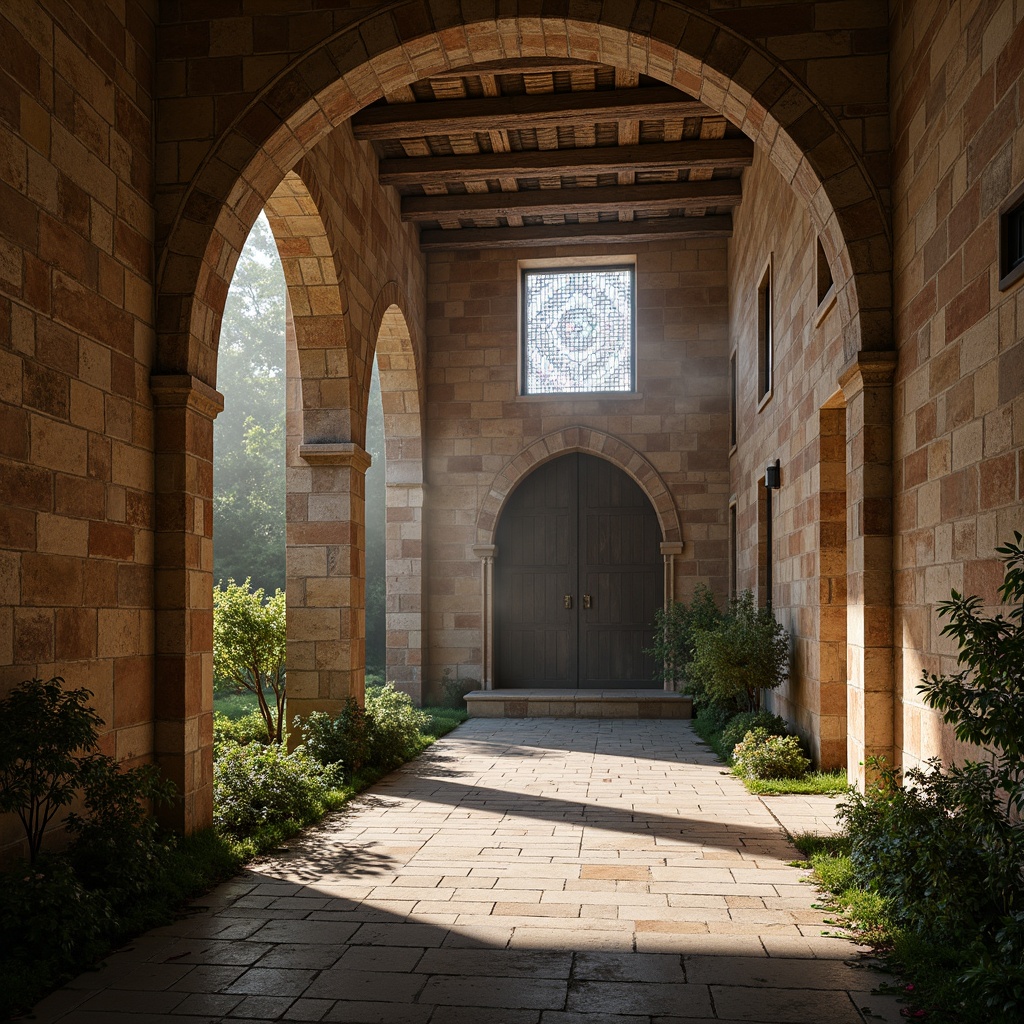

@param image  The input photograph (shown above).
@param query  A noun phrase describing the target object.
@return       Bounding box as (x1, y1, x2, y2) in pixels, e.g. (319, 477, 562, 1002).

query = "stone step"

(464, 688, 693, 719)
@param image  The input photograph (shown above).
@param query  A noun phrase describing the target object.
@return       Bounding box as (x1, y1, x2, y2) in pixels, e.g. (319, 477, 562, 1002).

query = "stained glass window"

(522, 266, 635, 395)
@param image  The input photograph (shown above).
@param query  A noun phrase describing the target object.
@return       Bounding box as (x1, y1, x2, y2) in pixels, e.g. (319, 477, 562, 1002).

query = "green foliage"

(0, 677, 104, 861)
(213, 709, 272, 746)
(212, 740, 344, 840)
(420, 706, 468, 739)
(731, 728, 810, 780)
(689, 591, 789, 715)
(300, 697, 370, 777)
(213, 579, 286, 743)
(719, 709, 789, 752)
(743, 770, 847, 795)
(365, 683, 430, 769)
(215, 212, 286, 596)
(65, 756, 174, 909)
(647, 583, 724, 690)
(918, 531, 1024, 810)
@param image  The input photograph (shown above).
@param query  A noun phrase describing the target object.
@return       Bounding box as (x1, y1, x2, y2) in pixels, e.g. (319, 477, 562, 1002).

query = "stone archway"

(473, 429, 685, 689)
(368, 287, 426, 701)
(151, 2, 894, 828)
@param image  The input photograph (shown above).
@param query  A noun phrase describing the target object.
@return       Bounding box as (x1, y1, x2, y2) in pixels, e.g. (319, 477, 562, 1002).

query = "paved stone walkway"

(31, 719, 900, 1024)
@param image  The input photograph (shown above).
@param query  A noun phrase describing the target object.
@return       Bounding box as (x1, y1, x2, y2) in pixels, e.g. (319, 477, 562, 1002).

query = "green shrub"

(213, 740, 344, 839)
(213, 709, 272, 746)
(731, 728, 810, 780)
(299, 697, 369, 776)
(689, 591, 789, 716)
(65, 756, 174, 912)
(365, 683, 430, 769)
(0, 678, 105, 861)
(647, 583, 724, 692)
(720, 710, 789, 752)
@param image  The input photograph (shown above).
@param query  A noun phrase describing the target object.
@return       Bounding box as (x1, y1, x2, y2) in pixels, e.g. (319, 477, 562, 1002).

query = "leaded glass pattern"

(522, 266, 635, 394)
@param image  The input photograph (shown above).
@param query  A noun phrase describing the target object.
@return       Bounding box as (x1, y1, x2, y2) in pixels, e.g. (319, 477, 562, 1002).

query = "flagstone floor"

(30, 719, 901, 1024)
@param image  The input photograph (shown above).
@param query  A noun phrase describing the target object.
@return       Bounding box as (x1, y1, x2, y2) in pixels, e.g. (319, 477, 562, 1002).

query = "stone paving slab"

(29, 719, 901, 1023)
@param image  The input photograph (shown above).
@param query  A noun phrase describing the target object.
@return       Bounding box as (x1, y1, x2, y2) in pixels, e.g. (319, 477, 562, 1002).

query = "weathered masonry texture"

(0, 0, 1022, 857)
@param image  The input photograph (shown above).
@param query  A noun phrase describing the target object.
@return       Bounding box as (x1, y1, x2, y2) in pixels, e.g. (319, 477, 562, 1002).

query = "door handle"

(583, 594, 592, 609)
(564, 594, 573, 609)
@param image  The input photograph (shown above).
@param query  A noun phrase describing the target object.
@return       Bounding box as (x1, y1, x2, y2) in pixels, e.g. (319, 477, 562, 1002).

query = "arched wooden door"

(494, 453, 662, 688)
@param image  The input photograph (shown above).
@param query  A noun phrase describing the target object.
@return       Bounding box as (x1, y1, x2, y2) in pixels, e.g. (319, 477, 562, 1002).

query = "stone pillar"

(839, 353, 897, 789)
(386, 480, 424, 702)
(286, 442, 371, 740)
(473, 544, 496, 689)
(150, 374, 224, 833)
(660, 541, 684, 692)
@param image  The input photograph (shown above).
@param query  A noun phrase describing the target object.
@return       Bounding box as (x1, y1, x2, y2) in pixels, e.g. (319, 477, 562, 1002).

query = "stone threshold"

(464, 688, 693, 719)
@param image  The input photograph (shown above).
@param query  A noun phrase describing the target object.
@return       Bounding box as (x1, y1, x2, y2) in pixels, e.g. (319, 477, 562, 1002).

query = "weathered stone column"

(150, 373, 224, 833)
(286, 442, 371, 740)
(840, 353, 897, 789)
(660, 541, 685, 691)
(386, 480, 425, 702)
(473, 544, 496, 689)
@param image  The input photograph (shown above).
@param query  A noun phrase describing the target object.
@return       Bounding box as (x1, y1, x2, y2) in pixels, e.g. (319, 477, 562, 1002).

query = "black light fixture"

(764, 459, 780, 609)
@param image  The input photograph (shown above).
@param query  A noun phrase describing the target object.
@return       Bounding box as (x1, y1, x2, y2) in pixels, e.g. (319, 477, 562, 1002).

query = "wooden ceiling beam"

(352, 87, 712, 140)
(401, 179, 742, 221)
(378, 138, 754, 185)
(425, 58, 605, 81)
(418, 215, 734, 251)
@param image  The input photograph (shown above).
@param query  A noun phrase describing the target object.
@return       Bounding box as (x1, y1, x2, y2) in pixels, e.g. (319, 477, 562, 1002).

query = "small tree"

(647, 583, 724, 691)
(689, 590, 789, 714)
(0, 678, 103, 862)
(213, 579, 287, 743)
(919, 531, 1024, 810)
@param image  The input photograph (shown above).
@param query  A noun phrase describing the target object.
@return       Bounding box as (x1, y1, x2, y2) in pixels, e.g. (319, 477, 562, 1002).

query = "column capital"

(660, 541, 685, 556)
(838, 351, 897, 396)
(473, 544, 497, 560)
(150, 374, 224, 419)
(298, 442, 372, 473)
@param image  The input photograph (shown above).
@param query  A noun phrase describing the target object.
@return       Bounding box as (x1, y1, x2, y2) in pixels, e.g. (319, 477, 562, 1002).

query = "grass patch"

(419, 705, 468, 740)
(212, 690, 261, 719)
(744, 770, 848, 795)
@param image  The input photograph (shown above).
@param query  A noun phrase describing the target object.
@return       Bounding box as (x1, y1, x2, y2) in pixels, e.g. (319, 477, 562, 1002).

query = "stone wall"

(728, 145, 849, 768)
(421, 239, 730, 697)
(0, 3, 159, 857)
(890, 0, 1024, 770)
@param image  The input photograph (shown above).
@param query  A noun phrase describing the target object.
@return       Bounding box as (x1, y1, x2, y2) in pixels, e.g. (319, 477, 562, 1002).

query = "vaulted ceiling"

(352, 58, 752, 251)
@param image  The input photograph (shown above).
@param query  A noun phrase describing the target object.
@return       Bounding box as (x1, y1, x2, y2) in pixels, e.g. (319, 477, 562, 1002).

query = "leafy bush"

(213, 709, 272, 746)
(213, 740, 344, 839)
(689, 591, 789, 716)
(65, 756, 174, 911)
(300, 697, 370, 777)
(647, 583, 724, 691)
(0, 678, 104, 861)
(365, 683, 430, 769)
(720, 710, 789, 752)
(213, 579, 286, 743)
(731, 728, 810, 780)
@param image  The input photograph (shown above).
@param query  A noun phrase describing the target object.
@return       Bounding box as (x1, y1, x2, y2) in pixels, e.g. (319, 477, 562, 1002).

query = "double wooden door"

(494, 453, 662, 688)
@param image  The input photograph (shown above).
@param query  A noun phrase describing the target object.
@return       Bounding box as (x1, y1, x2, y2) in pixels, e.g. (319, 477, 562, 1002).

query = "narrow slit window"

(1000, 190, 1024, 291)
(816, 238, 834, 306)
(729, 350, 737, 448)
(521, 265, 635, 395)
(757, 259, 773, 403)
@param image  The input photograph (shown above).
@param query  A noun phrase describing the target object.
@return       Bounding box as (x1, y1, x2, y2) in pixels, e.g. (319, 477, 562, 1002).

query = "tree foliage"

(214, 213, 286, 596)
(918, 530, 1024, 810)
(647, 583, 724, 688)
(213, 579, 287, 743)
(0, 678, 104, 862)
(688, 590, 789, 714)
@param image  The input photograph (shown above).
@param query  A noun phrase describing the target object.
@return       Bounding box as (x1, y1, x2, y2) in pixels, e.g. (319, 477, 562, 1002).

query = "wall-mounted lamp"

(763, 459, 781, 610)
